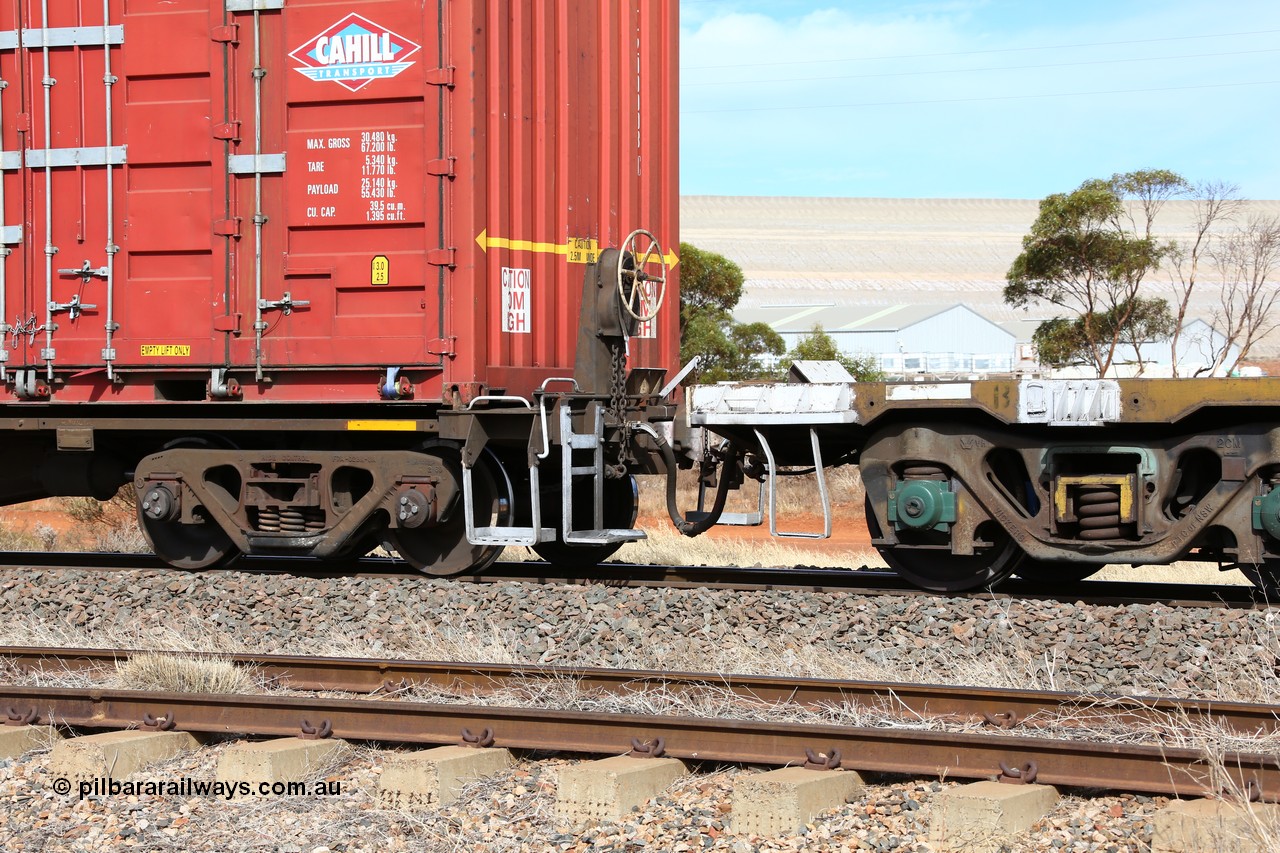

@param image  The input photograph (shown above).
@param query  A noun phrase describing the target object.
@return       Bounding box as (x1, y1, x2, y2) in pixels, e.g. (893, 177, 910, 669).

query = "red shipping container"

(0, 0, 679, 403)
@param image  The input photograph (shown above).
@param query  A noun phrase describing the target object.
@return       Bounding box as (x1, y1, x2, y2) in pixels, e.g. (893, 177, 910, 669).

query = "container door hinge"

(427, 337, 456, 357)
(211, 25, 239, 44)
(226, 0, 284, 10)
(213, 218, 242, 238)
(424, 67, 454, 88)
(213, 121, 241, 141)
(427, 158, 456, 178)
(213, 313, 242, 335)
(228, 153, 285, 174)
(427, 248, 455, 269)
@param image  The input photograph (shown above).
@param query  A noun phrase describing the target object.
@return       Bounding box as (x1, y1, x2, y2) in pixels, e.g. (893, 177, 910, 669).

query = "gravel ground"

(0, 566, 1278, 850)
(0, 740, 1172, 852)
(1, 568, 1276, 701)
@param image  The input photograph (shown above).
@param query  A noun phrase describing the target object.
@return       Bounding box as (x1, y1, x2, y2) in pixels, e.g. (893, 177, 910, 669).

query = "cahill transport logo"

(289, 14, 421, 92)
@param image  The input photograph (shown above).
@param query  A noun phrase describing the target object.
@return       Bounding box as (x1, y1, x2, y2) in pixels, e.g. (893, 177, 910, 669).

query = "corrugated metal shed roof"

(736, 303, 998, 333)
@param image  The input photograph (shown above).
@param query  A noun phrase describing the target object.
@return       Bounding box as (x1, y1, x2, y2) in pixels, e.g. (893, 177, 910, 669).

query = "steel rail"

(6, 646, 1279, 739)
(0, 551, 1268, 608)
(0, 685, 1274, 801)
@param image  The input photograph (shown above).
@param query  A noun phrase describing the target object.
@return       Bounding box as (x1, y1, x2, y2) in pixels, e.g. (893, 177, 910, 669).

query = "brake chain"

(609, 339, 627, 422)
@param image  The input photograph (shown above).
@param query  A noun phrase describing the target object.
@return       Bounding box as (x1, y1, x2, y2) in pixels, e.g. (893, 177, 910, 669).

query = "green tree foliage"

(677, 242, 744, 335)
(1030, 297, 1174, 372)
(782, 325, 885, 381)
(1005, 170, 1183, 376)
(678, 242, 784, 383)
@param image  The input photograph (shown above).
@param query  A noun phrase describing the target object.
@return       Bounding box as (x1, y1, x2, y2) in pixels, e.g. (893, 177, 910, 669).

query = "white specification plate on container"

(501, 267, 531, 334)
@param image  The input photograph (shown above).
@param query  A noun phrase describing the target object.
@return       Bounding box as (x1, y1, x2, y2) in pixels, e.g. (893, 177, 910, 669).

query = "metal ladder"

(463, 462, 555, 547)
(559, 404, 645, 545)
(461, 394, 556, 548)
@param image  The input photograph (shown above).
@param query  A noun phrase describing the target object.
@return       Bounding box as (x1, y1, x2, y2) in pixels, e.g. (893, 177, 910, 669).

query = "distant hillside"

(679, 196, 1280, 354)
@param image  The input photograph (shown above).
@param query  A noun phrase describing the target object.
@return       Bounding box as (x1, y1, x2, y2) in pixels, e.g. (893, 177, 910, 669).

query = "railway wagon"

(688, 374, 1280, 595)
(0, 0, 684, 572)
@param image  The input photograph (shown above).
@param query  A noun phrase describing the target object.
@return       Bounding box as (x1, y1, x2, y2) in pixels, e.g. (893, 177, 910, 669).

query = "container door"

(0, 1, 26, 379)
(112, 0, 225, 370)
(226, 0, 446, 376)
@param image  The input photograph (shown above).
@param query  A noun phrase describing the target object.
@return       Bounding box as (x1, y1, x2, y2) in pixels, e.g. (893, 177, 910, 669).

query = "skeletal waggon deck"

(688, 374, 1280, 592)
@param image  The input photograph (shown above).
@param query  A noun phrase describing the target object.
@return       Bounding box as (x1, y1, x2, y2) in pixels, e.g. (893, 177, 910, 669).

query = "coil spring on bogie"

(255, 506, 325, 533)
(1075, 485, 1123, 540)
(901, 463, 947, 480)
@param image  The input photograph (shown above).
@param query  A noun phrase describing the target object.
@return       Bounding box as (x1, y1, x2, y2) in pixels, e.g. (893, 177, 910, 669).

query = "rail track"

(0, 549, 1271, 610)
(0, 676, 1275, 803)
(6, 646, 1280, 737)
(2, 646, 1278, 801)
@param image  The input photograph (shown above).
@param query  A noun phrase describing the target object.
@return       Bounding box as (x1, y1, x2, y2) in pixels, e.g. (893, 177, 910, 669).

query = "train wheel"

(866, 496, 1020, 592)
(533, 475, 638, 568)
(385, 447, 506, 576)
(1015, 559, 1100, 583)
(137, 503, 239, 570)
(877, 535, 1023, 592)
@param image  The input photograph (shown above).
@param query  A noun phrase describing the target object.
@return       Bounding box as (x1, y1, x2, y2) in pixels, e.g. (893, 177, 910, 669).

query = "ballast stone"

(929, 780, 1059, 852)
(1152, 797, 1280, 852)
(51, 730, 203, 782)
(216, 736, 346, 785)
(375, 745, 512, 810)
(556, 755, 688, 825)
(731, 766, 865, 836)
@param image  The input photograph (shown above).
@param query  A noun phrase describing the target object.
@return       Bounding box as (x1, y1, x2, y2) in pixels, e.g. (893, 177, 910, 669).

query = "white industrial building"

(737, 303, 1242, 378)
(737, 303, 1016, 375)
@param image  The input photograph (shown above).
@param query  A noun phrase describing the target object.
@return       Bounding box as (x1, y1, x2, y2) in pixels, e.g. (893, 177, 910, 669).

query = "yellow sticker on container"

(141, 345, 191, 357)
(371, 255, 389, 285)
(566, 237, 599, 265)
(346, 420, 418, 431)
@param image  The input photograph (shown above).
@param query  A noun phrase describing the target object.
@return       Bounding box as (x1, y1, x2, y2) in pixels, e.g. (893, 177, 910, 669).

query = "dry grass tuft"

(115, 651, 256, 694)
(636, 466, 866, 521)
(613, 525, 883, 570)
(0, 522, 45, 551)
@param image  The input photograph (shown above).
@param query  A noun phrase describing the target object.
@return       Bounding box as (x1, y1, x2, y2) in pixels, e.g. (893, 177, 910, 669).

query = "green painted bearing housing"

(1251, 489, 1280, 540)
(889, 480, 957, 532)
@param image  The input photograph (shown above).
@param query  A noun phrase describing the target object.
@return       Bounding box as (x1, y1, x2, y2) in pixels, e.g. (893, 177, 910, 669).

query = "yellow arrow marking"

(475, 229, 679, 269)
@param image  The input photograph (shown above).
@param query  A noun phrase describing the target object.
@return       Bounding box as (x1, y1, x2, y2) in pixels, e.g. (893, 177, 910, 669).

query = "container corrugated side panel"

(447, 0, 680, 399)
(2, 0, 678, 402)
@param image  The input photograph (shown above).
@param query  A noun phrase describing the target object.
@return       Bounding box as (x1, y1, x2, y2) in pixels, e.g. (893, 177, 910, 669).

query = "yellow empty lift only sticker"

(140, 345, 191, 357)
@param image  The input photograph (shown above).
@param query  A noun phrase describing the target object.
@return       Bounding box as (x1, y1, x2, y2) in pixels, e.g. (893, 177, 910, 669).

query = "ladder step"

(563, 528, 646, 545)
(471, 526, 556, 547)
(569, 465, 596, 476)
(685, 510, 763, 527)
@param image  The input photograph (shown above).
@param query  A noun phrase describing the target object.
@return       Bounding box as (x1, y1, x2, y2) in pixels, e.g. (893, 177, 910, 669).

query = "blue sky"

(679, 1, 1280, 198)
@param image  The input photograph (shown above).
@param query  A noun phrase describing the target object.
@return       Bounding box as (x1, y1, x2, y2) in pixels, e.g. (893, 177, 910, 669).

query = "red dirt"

(638, 508, 874, 555)
(3, 500, 873, 557)
(0, 499, 82, 537)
